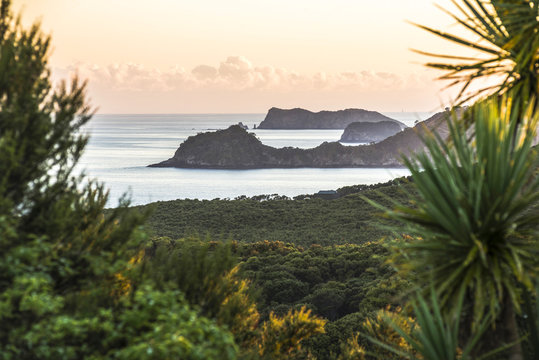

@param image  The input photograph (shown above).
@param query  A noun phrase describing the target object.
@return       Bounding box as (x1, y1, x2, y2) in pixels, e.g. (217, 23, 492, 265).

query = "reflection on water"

(100, 167, 411, 206)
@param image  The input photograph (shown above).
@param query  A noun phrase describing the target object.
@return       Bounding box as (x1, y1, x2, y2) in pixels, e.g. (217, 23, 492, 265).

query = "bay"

(78, 112, 431, 206)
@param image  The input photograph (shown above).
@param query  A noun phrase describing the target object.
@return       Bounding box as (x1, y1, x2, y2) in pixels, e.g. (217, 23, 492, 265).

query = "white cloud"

(218, 56, 253, 84)
(55, 55, 433, 93)
(191, 64, 218, 81)
(50, 56, 447, 113)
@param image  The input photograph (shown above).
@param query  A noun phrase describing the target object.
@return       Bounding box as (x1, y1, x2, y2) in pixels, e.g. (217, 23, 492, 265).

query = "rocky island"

(340, 121, 403, 143)
(149, 111, 450, 169)
(257, 107, 406, 129)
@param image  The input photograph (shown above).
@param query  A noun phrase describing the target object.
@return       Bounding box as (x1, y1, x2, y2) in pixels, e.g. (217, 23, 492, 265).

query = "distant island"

(149, 111, 449, 169)
(257, 107, 406, 129)
(340, 121, 403, 143)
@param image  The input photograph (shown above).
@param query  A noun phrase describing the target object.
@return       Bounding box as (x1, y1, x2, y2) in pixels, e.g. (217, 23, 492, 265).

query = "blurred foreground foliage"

(0, 1, 325, 358)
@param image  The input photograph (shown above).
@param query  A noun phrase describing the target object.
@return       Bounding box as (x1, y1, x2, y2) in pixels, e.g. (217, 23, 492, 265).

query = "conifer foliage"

(0, 1, 238, 358)
(0, 2, 328, 358)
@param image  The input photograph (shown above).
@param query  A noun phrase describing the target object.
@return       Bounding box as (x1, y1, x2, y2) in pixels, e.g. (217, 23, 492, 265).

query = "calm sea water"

(78, 112, 432, 206)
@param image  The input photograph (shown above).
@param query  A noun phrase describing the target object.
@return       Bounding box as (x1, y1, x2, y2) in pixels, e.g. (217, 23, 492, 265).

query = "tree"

(142, 237, 261, 350)
(0, 1, 238, 358)
(142, 237, 331, 359)
(258, 306, 326, 359)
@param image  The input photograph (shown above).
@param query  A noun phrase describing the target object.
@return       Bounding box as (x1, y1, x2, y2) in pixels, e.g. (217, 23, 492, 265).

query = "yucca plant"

(364, 289, 505, 360)
(375, 96, 539, 358)
(371, 2, 539, 359)
(414, 0, 539, 110)
(522, 280, 539, 360)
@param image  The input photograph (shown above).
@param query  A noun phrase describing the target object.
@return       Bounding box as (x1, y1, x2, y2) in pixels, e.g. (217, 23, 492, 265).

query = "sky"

(12, 0, 478, 114)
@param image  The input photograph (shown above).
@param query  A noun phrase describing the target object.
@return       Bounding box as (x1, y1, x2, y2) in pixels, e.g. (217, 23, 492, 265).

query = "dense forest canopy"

(139, 179, 413, 247)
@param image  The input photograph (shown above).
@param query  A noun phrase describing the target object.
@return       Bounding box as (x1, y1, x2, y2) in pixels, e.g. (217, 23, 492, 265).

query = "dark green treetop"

(0, 1, 238, 358)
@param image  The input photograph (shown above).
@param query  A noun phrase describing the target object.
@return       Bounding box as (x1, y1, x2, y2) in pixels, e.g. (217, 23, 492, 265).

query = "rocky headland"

(340, 121, 403, 143)
(149, 111, 451, 169)
(257, 107, 406, 129)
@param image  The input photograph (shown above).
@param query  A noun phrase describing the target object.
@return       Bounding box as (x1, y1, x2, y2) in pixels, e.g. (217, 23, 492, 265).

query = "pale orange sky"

(13, 0, 478, 113)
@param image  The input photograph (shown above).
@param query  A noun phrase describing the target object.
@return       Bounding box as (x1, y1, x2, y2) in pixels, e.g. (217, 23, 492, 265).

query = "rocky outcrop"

(258, 107, 406, 129)
(367, 110, 451, 165)
(149, 112, 452, 169)
(340, 121, 403, 143)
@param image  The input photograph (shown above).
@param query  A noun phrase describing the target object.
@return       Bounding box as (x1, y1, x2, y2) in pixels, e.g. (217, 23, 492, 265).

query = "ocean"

(78, 112, 433, 206)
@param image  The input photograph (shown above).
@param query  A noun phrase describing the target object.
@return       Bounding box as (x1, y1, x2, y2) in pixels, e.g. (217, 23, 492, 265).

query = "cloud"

(55, 55, 432, 94)
(218, 56, 253, 83)
(191, 64, 218, 81)
(51, 56, 446, 113)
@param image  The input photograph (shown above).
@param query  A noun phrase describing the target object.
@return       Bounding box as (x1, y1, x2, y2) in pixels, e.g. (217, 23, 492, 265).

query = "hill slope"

(139, 178, 413, 247)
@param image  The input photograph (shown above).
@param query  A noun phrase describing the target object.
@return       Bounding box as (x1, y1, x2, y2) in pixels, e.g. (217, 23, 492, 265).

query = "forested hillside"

(143, 237, 410, 359)
(138, 180, 415, 358)
(140, 178, 414, 246)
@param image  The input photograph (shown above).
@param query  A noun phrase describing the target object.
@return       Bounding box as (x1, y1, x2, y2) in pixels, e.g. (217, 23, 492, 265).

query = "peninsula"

(149, 111, 449, 169)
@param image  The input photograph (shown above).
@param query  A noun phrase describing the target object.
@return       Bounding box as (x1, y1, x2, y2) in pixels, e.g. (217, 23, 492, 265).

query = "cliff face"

(149, 112, 451, 169)
(367, 111, 451, 165)
(340, 121, 402, 143)
(258, 107, 406, 129)
(150, 125, 277, 168)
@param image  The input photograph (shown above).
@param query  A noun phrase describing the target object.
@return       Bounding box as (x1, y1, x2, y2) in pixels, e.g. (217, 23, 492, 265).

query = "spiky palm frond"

(364, 289, 504, 360)
(385, 97, 539, 324)
(415, 0, 539, 107)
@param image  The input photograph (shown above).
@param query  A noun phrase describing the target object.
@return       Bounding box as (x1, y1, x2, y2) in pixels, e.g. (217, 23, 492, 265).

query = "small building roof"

(316, 190, 337, 195)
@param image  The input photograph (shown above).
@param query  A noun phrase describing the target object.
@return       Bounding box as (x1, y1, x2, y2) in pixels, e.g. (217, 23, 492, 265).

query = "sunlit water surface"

(78, 112, 432, 205)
